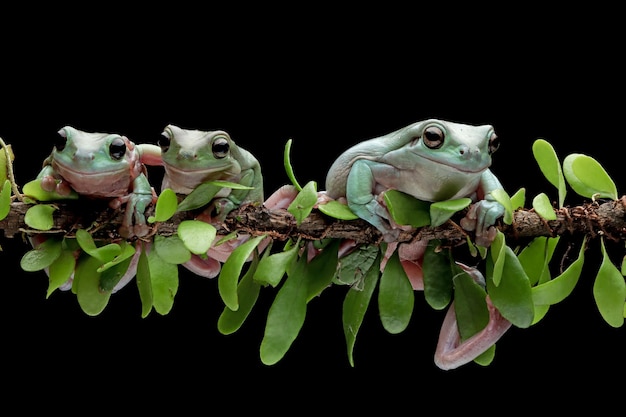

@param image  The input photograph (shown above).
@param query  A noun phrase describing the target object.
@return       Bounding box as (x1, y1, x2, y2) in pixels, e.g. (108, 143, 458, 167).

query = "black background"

(1, 9, 623, 411)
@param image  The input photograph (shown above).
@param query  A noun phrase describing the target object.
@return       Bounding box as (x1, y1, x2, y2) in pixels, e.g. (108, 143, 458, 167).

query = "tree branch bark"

(3, 197, 626, 246)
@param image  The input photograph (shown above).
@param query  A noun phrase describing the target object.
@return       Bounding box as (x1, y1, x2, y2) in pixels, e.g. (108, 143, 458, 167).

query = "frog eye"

(159, 135, 171, 153)
(54, 135, 67, 152)
(212, 137, 230, 159)
(488, 132, 500, 154)
(422, 126, 445, 149)
(109, 138, 127, 160)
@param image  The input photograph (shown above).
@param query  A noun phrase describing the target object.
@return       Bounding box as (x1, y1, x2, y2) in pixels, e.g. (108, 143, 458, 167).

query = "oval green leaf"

(74, 254, 111, 316)
(421, 240, 453, 310)
(0, 179, 11, 221)
(563, 153, 618, 200)
(219, 234, 266, 311)
(154, 234, 191, 264)
(490, 188, 513, 225)
(147, 248, 179, 315)
(287, 180, 317, 225)
(149, 188, 178, 223)
(177, 220, 217, 255)
(47, 248, 76, 297)
(22, 179, 79, 201)
(532, 192, 557, 221)
(254, 241, 299, 287)
(593, 238, 626, 327)
(430, 198, 472, 227)
(176, 182, 221, 212)
(378, 248, 414, 334)
(24, 204, 57, 231)
(486, 245, 534, 328)
(383, 189, 431, 227)
(532, 139, 566, 208)
(20, 237, 63, 271)
(318, 200, 359, 220)
(218, 256, 261, 335)
(342, 253, 380, 367)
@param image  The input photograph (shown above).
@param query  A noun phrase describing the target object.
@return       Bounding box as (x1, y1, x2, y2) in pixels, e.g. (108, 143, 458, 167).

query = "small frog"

(325, 118, 504, 246)
(159, 124, 264, 277)
(37, 126, 162, 238)
(160, 124, 263, 218)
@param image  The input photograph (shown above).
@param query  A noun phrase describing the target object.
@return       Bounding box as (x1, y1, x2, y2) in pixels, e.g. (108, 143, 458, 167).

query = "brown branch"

(3, 196, 626, 246)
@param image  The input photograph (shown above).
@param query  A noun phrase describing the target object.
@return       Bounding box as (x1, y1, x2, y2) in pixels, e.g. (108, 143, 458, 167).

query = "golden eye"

(422, 125, 444, 149)
(212, 137, 230, 159)
(488, 132, 500, 154)
(109, 138, 127, 160)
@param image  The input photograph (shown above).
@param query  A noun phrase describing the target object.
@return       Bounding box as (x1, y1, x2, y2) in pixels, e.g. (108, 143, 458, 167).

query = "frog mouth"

(416, 154, 488, 174)
(164, 163, 237, 179)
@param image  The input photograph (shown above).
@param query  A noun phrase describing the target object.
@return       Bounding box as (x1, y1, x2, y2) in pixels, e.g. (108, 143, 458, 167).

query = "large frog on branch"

(36, 126, 162, 238)
(159, 124, 264, 277)
(325, 118, 504, 246)
(322, 118, 511, 370)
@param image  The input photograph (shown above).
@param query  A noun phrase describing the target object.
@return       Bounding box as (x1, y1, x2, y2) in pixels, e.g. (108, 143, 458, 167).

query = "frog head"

(160, 124, 242, 194)
(50, 126, 142, 197)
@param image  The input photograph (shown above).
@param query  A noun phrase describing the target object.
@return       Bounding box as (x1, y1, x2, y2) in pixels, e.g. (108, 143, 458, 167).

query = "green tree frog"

(325, 118, 504, 246)
(159, 124, 264, 277)
(36, 126, 162, 238)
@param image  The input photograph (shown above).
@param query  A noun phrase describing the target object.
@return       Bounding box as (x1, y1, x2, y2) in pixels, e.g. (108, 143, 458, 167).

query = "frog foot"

(459, 199, 504, 247)
(116, 192, 155, 239)
(207, 197, 237, 223)
(433, 296, 512, 370)
(40, 175, 73, 196)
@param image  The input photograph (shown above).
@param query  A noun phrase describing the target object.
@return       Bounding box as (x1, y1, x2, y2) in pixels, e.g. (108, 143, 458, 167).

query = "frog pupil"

(54, 135, 67, 152)
(213, 138, 230, 158)
(109, 138, 127, 160)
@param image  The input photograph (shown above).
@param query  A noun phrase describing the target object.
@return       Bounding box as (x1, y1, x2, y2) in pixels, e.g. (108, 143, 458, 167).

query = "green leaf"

(75, 229, 121, 263)
(333, 244, 379, 287)
(489, 230, 506, 286)
(147, 248, 179, 315)
(563, 153, 618, 200)
(342, 252, 381, 367)
(318, 200, 359, 220)
(453, 271, 489, 341)
(0, 179, 11, 221)
(378, 248, 414, 334)
(284, 139, 302, 191)
(518, 236, 560, 286)
(97, 240, 136, 272)
(260, 252, 310, 365)
(305, 238, 340, 302)
(218, 256, 261, 335)
(532, 237, 585, 306)
(24, 204, 57, 231)
(383, 190, 431, 227)
(287, 180, 317, 225)
(20, 237, 63, 271)
(219, 235, 266, 311)
(207, 180, 255, 190)
(509, 188, 526, 211)
(429, 198, 472, 227)
(486, 246, 534, 328)
(593, 237, 626, 327)
(421, 240, 454, 310)
(532, 192, 557, 221)
(136, 245, 153, 318)
(149, 188, 178, 223)
(74, 254, 111, 316)
(153, 234, 191, 264)
(532, 139, 567, 208)
(46, 248, 76, 298)
(177, 220, 216, 255)
(21, 179, 79, 201)
(176, 182, 221, 212)
(490, 188, 513, 225)
(98, 242, 136, 291)
(0, 144, 13, 184)
(254, 240, 299, 287)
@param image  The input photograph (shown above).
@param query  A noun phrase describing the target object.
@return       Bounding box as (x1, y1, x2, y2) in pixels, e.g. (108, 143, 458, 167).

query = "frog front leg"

(209, 167, 263, 223)
(460, 169, 505, 247)
(115, 173, 156, 238)
(346, 159, 399, 241)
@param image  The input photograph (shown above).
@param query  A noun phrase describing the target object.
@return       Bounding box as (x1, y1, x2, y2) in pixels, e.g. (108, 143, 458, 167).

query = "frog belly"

(392, 167, 483, 202)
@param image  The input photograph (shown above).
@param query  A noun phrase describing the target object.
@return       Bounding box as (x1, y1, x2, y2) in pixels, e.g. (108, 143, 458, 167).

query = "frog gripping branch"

(1, 119, 625, 371)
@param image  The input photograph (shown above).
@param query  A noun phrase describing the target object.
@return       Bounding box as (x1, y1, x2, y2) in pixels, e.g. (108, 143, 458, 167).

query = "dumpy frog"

(159, 124, 264, 277)
(37, 126, 162, 238)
